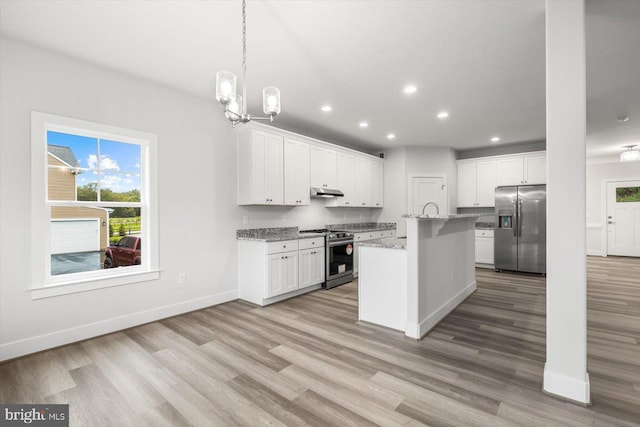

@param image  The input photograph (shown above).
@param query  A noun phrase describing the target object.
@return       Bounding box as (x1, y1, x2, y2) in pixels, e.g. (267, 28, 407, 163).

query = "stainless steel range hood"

(310, 187, 344, 198)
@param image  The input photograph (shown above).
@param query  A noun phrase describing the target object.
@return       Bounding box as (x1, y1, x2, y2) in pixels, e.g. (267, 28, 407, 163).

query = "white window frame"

(30, 111, 160, 299)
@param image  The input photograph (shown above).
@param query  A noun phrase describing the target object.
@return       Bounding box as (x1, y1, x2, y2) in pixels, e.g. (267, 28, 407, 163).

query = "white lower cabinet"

(353, 229, 396, 276)
(267, 251, 299, 298)
(239, 237, 325, 305)
(475, 229, 494, 267)
(299, 248, 325, 290)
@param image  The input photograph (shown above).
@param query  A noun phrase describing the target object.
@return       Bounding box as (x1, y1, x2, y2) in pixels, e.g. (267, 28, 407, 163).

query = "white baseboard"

(543, 364, 591, 405)
(0, 290, 238, 361)
(586, 250, 605, 257)
(405, 281, 477, 339)
(260, 284, 322, 306)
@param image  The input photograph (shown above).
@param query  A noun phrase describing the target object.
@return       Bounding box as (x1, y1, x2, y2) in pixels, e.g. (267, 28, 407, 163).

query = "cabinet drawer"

(299, 237, 324, 250)
(267, 239, 299, 254)
(377, 229, 396, 239)
(475, 229, 494, 238)
(354, 233, 368, 241)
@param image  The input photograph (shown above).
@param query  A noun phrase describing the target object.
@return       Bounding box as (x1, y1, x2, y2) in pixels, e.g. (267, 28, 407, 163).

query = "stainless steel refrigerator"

(494, 185, 546, 274)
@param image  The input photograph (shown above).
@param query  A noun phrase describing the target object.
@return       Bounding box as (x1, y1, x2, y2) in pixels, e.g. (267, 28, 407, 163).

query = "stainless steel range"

(300, 229, 354, 289)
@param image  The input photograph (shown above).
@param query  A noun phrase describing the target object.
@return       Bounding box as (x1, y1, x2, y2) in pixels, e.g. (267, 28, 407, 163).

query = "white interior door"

(410, 176, 447, 216)
(606, 180, 640, 257)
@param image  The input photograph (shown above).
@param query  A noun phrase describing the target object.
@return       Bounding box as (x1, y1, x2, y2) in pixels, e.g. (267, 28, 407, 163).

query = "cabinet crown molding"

(456, 150, 546, 164)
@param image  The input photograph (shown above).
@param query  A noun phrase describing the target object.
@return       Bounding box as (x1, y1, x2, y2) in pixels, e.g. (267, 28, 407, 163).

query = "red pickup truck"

(104, 236, 141, 268)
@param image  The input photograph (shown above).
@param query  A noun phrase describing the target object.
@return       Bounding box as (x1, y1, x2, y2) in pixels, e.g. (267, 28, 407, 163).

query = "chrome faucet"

(421, 202, 440, 216)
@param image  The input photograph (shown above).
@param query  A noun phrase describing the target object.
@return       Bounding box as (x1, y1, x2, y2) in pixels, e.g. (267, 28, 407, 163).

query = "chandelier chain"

(241, 0, 247, 115)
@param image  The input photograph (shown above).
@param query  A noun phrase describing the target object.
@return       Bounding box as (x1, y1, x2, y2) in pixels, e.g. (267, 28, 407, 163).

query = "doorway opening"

(408, 174, 448, 216)
(605, 179, 640, 257)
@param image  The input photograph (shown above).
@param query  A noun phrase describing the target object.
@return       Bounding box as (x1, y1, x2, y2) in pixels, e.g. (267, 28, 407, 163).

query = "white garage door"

(51, 219, 100, 254)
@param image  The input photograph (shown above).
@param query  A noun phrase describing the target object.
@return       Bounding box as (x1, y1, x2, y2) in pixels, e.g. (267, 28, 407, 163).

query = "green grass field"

(109, 216, 141, 243)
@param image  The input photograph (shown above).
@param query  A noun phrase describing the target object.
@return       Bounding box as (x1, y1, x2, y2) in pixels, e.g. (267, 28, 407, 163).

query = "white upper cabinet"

(496, 152, 546, 186)
(238, 124, 384, 208)
(354, 156, 371, 207)
(283, 137, 310, 206)
(496, 157, 524, 186)
(331, 152, 356, 207)
(310, 146, 337, 189)
(476, 160, 498, 205)
(457, 162, 477, 207)
(238, 129, 283, 205)
(370, 160, 384, 208)
(524, 153, 546, 185)
(457, 159, 496, 207)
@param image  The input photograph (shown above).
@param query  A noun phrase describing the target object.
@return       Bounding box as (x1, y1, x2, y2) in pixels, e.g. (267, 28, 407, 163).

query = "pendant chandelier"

(620, 145, 640, 162)
(215, 0, 281, 127)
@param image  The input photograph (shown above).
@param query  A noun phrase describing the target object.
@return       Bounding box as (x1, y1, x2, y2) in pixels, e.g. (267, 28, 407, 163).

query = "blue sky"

(47, 131, 141, 193)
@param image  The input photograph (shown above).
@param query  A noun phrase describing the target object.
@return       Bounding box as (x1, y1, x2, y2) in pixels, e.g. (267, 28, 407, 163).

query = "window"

(31, 112, 159, 298)
(616, 186, 640, 203)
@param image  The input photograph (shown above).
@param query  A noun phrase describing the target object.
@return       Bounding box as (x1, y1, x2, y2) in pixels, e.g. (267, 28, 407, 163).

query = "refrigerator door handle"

(518, 199, 523, 237)
(513, 199, 518, 237)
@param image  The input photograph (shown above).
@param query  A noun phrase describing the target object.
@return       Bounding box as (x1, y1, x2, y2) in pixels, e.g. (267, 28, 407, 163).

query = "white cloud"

(87, 154, 120, 171)
(100, 174, 139, 193)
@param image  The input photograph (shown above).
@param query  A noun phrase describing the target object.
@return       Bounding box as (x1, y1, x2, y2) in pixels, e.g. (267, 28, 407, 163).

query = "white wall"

(373, 147, 407, 235)
(373, 146, 458, 236)
(0, 37, 374, 360)
(404, 146, 458, 215)
(585, 159, 640, 255)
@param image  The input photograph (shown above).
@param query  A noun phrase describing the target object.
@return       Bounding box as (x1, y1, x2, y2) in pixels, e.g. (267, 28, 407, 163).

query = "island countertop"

(402, 214, 482, 220)
(356, 238, 406, 250)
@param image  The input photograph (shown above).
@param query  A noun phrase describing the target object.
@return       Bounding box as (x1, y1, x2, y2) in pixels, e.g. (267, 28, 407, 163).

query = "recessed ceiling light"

(437, 111, 449, 119)
(491, 136, 500, 143)
(321, 105, 332, 112)
(403, 85, 417, 94)
(387, 133, 396, 140)
(617, 115, 630, 123)
(359, 121, 369, 128)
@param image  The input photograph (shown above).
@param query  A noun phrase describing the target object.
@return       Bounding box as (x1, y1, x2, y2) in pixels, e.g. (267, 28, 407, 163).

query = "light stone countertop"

(356, 237, 407, 250)
(237, 222, 396, 242)
(402, 214, 482, 220)
(236, 227, 324, 242)
(327, 222, 396, 233)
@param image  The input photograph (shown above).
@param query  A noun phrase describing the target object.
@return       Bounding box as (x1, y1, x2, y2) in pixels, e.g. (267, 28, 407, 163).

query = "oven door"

(327, 239, 354, 280)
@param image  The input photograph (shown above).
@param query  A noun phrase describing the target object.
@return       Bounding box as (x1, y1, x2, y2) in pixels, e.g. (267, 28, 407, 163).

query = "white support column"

(544, 0, 590, 404)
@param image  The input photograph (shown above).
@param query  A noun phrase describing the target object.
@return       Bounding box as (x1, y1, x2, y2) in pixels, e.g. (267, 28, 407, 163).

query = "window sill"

(30, 269, 161, 299)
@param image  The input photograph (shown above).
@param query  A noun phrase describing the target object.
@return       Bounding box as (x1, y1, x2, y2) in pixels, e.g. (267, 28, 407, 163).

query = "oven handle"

(328, 239, 354, 247)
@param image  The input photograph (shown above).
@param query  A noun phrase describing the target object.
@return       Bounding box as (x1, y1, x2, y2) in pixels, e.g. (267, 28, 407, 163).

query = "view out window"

(48, 132, 143, 275)
(616, 187, 640, 203)
(32, 112, 158, 297)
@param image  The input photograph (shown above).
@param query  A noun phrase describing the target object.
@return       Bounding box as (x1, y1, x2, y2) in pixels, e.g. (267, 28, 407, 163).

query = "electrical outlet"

(243, 215, 248, 224)
(178, 272, 187, 285)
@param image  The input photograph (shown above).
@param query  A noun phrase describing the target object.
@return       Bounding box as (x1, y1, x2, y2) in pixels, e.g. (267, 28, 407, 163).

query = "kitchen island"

(358, 214, 480, 339)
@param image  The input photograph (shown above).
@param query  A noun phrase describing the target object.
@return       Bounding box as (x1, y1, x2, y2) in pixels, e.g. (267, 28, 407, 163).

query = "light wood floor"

(1, 256, 639, 426)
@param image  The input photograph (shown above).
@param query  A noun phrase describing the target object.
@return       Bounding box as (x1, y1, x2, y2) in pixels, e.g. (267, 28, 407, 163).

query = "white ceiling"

(1, 0, 639, 157)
